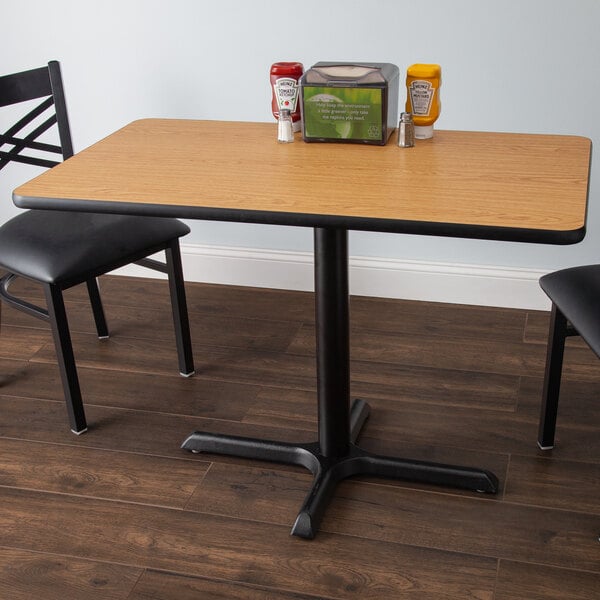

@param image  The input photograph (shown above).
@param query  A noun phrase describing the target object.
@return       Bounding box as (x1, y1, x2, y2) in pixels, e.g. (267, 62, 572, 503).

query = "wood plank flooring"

(0, 274, 598, 599)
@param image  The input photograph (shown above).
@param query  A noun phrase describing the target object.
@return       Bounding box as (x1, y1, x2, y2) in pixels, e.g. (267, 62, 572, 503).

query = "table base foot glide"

(181, 398, 498, 539)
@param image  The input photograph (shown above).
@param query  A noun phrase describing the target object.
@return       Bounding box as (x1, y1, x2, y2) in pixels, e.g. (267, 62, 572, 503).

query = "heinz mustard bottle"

(405, 64, 441, 139)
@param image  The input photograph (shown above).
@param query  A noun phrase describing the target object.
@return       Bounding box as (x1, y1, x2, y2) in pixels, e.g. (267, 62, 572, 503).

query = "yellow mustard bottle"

(405, 64, 441, 139)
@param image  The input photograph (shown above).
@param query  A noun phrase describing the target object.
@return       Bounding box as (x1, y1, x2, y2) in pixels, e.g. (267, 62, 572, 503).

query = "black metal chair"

(0, 61, 195, 434)
(538, 264, 600, 449)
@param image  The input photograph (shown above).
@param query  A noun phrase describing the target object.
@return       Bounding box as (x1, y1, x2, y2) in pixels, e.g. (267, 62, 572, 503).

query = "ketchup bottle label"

(274, 77, 300, 113)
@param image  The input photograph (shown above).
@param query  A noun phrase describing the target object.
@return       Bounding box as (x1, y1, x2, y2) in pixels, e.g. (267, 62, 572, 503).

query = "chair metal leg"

(538, 303, 568, 450)
(43, 284, 87, 434)
(165, 240, 195, 376)
(86, 278, 109, 339)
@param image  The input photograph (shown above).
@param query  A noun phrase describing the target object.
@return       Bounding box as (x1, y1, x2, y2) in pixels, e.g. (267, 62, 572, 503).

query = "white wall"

(2, 0, 599, 307)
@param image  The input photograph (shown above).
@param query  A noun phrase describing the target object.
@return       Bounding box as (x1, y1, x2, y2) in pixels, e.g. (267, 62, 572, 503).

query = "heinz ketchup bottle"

(270, 62, 303, 132)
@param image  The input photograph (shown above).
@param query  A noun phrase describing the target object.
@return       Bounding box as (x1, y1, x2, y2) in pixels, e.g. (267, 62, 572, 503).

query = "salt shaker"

(397, 112, 415, 148)
(278, 109, 294, 143)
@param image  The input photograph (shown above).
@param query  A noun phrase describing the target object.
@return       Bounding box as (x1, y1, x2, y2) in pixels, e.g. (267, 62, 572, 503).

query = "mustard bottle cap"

(407, 64, 442, 79)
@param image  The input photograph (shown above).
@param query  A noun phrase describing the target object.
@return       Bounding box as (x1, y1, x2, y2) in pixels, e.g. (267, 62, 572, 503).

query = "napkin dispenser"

(300, 62, 399, 145)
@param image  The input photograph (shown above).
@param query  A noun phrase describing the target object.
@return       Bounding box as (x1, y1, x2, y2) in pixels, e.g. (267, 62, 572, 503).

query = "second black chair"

(538, 264, 600, 449)
(0, 61, 195, 434)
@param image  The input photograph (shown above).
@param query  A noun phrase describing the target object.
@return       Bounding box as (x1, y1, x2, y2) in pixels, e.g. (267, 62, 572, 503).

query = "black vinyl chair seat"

(0, 210, 190, 285)
(539, 265, 600, 357)
(538, 264, 600, 449)
(0, 61, 195, 435)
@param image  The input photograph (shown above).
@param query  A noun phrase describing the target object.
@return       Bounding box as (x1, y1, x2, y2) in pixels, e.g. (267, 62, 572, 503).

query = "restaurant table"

(13, 120, 592, 538)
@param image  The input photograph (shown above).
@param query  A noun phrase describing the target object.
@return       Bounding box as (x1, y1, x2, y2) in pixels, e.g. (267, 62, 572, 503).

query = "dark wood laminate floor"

(0, 274, 598, 599)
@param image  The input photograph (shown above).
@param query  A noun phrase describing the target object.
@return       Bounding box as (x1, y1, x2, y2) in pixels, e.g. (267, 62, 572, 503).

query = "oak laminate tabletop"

(14, 119, 591, 243)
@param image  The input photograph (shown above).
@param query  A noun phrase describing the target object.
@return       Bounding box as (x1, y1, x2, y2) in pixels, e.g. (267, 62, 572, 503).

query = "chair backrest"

(0, 60, 73, 172)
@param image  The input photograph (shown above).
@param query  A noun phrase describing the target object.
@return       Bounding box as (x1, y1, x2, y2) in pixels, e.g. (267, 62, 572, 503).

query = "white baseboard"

(113, 243, 551, 311)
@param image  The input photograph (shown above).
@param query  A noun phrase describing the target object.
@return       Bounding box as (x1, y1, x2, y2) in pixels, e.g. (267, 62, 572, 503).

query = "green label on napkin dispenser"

(302, 86, 383, 141)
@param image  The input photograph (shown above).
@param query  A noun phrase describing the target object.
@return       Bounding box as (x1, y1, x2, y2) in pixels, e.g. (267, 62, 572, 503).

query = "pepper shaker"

(397, 112, 415, 148)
